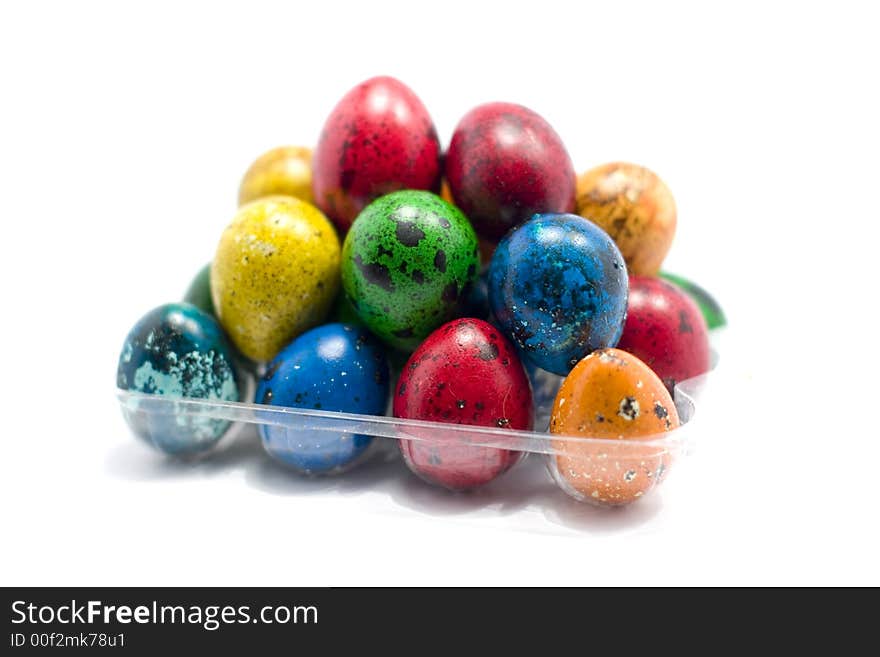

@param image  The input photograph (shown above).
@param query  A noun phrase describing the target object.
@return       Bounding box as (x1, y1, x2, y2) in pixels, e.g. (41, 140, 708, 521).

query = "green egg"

(660, 271, 727, 330)
(329, 290, 363, 327)
(341, 190, 480, 351)
(183, 263, 215, 317)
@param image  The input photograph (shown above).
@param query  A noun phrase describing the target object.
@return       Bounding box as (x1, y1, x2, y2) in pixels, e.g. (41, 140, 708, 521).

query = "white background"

(1, 0, 878, 585)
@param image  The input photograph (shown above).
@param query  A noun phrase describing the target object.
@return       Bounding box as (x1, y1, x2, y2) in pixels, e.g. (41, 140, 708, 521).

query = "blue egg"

(117, 303, 240, 455)
(461, 268, 491, 320)
(488, 214, 628, 375)
(524, 360, 564, 431)
(256, 323, 390, 474)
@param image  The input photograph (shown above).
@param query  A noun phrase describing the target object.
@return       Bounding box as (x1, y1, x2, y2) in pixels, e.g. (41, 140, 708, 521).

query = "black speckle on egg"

(354, 254, 394, 292)
(395, 221, 426, 246)
(442, 282, 458, 303)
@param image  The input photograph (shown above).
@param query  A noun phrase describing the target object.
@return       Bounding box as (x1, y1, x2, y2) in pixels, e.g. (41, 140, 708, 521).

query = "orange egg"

(549, 348, 680, 506)
(440, 178, 455, 204)
(575, 162, 676, 276)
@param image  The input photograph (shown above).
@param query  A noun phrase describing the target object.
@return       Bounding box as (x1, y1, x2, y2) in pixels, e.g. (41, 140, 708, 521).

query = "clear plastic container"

(116, 365, 709, 505)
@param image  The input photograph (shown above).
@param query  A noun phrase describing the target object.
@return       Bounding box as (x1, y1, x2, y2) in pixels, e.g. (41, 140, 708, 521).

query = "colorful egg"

(660, 271, 727, 330)
(256, 323, 389, 474)
(445, 102, 575, 242)
(549, 348, 680, 506)
(117, 303, 240, 455)
(211, 196, 340, 363)
(616, 275, 711, 393)
(488, 213, 628, 376)
(238, 145, 313, 206)
(576, 162, 676, 276)
(312, 76, 441, 232)
(183, 263, 215, 317)
(341, 190, 480, 351)
(394, 319, 533, 490)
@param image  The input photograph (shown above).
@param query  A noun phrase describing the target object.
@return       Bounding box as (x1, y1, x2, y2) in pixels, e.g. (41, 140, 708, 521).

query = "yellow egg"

(211, 196, 340, 362)
(576, 162, 676, 276)
(238, 146, 313, 206)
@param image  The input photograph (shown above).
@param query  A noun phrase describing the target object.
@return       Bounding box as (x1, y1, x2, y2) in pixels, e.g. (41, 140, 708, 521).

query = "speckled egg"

(238, 145, 313, 206)
(549, 348, 680, 506)
(576, 162, 677, 276)
(256, 323, 389, 474)
(183, 263, 215, 317)
(660, 271, 726, 330)
(211, 196, 340, 363)
(341, 190, 480, 351)
(617, 275, 711, 393)
(117, 303, 240, 455)
(488, 213, 628, 376)
(445, 102, 575, 242)
(312, 76, 441, 232)
(394, 319, 532, 490)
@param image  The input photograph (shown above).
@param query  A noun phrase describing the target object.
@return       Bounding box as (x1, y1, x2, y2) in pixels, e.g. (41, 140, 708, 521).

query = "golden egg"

(238, 146, 313, 206)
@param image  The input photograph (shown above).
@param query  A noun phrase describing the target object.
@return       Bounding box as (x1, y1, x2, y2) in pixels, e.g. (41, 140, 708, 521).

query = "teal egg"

(117, 302, 239, 455)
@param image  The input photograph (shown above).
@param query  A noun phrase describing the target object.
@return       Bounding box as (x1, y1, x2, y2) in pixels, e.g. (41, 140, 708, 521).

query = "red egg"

(394, 318, 533, 490)
(312, 76, 442, 232)
(616, 276, 711, 393)
(445, 102, 576, 242)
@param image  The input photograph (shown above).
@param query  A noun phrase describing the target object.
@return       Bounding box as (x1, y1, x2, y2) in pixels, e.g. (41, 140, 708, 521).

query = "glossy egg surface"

(617, 275, 711, 393)
(445, 102, 575, 242)
(488, 213, 628, 375)
(312, 76, 441, 232)
(549, 348, 680, 505)
(212, 196, 340, 363)
(238, 145, 313, 206)
(576, 162, 676, 276)
(117, 303, 240, 455)
(256, 323, 389, 474)
(394, 318, 533, 490)
(341, 190, 479, 351)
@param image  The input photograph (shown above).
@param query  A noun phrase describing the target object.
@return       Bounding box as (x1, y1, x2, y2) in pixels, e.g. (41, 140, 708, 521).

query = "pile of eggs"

(117, 76, 724, 507)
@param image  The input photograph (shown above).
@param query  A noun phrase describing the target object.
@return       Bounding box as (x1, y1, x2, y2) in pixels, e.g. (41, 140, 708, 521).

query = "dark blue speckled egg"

(256, 323, 390, 474)
(488, 213, 628, 375)
(117, 302, 240, 455)
(461, 268, 491, 321)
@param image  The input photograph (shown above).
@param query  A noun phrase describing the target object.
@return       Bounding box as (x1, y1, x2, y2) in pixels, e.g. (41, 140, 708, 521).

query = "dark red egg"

(394, 318, 533, 490)
(312, 76, 442, 232)
(616, 276, 711, 393)
(445, 102, 576, 242)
